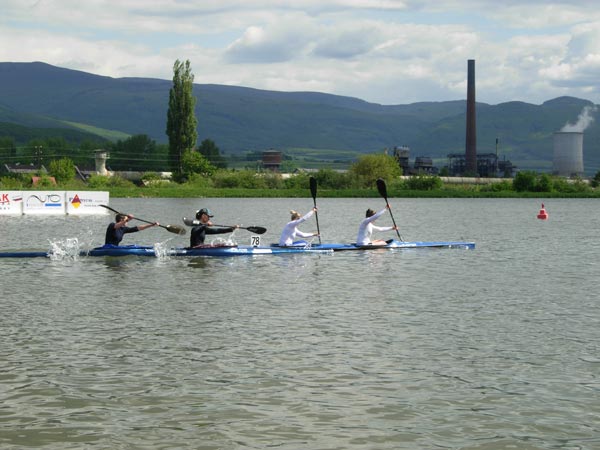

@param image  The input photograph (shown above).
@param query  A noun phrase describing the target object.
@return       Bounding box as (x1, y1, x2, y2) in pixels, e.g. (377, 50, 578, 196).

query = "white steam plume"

(561, 105, 598, 132)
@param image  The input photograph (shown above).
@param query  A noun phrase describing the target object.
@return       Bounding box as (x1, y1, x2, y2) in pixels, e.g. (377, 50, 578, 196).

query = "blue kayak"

(0, 244, 333, 258)
(0, 240, 474, 258)
(86, 244, 333, 257)
(310, 240, 475, 251)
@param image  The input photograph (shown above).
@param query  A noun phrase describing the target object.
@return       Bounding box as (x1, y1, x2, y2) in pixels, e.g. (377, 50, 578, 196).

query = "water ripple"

(1, 198, 599, 448)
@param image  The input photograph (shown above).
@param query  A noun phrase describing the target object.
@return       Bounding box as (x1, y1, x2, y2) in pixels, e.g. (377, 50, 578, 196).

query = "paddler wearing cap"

(189, 208, 239, 247)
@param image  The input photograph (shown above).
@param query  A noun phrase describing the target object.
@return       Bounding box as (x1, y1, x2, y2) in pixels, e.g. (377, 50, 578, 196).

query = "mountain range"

(0, 61, 598, 174)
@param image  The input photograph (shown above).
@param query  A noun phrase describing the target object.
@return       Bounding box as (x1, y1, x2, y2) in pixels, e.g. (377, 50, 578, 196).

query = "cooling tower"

(553, 132, 583, 177)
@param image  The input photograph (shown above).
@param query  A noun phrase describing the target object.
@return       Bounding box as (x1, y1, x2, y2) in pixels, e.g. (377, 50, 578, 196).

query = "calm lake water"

(1, 197, 599, 449)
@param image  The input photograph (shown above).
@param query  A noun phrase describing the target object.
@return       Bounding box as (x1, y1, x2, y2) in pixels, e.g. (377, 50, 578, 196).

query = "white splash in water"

(561, 105, 597, 132)
(210, 236, 237, 246)
(153, 242, 171, 259)
(48, 238, 81, 260)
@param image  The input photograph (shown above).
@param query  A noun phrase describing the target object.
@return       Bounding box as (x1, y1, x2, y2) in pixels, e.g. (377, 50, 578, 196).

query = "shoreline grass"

(5, 179, 600, 198)
(83, 186, 600, 199)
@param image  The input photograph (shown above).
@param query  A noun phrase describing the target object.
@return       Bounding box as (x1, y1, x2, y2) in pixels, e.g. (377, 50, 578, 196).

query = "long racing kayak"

(0, 243, 333, 258)
(309, 240, 475, 251)
(0, 240, 474, 258)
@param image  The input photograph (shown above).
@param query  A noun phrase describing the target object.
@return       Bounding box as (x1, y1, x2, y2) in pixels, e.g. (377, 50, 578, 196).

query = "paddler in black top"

(105, 213, 158, 245)
(190, 208, 239, 247)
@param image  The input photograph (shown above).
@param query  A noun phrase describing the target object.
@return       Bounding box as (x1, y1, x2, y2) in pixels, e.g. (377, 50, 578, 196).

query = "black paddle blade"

(376, 178, 388, 200)
(309, 176, 317, 200)
(166, 224, 186, 235)
(100, 204, 120, 215)
(246, 226, 267, 235)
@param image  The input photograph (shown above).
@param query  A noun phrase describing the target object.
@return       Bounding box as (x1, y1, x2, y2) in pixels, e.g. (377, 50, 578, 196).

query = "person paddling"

(279, 207, 319, 246)
(190, 208, 239, 247)
(356, 205, 398, 246)
(105, 213, 158, 246)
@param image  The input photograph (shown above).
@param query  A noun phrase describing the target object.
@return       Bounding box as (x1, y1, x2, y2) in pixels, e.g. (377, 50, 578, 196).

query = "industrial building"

(392, 146, 438, 175)
(447, 59, 516, 178)
(447, 153, 515, 177)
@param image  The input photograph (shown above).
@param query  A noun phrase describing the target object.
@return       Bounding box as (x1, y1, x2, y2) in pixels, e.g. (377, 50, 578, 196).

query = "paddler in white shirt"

(279, 207, 319, 246)
(356, 205, 398, 246)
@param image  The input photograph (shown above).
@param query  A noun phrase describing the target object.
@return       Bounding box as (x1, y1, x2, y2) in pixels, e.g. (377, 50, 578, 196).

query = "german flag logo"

(71, 194, 81, 208)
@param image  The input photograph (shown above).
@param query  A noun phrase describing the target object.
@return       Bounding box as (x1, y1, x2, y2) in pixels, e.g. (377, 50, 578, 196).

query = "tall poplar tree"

(166, 59, 198, 177)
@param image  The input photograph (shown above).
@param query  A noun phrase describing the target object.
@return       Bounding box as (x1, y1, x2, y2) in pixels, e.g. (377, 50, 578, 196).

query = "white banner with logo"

(23, 191, 66, 214)
(66, 191, 109, 215)
(0, 191, 24, 214)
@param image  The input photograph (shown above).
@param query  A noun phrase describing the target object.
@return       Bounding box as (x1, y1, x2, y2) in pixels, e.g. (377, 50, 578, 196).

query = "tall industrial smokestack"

(465, 59, 477, 174)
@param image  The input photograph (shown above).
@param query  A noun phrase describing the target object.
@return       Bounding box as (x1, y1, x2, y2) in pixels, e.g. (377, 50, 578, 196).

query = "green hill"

(0, 103, 128, 143)
(0, 120, 111, 146)
(0, 61, 598, 174)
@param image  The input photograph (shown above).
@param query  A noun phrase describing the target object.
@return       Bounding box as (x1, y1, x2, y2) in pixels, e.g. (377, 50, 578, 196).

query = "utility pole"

(34, 145, 43, 168)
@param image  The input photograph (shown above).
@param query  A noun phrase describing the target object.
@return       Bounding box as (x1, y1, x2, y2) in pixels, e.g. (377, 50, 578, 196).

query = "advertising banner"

(0, 191, 24, 215)
(66, 191, 109, 215)
(23, 191, 66, 214)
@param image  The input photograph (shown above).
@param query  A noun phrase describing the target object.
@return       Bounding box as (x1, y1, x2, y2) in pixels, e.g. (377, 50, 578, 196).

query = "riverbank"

(104, 186, 600, 198)
(6, 176, 599, 198)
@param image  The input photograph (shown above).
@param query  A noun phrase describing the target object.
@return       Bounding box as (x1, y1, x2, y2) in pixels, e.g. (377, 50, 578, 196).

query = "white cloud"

(1, 0, 600, 105)
(485, 2, 600, 29)
(224, 22, 315, 63)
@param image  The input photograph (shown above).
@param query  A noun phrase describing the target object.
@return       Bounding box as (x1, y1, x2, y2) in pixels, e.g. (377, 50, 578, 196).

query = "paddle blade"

(376, 178, 388, 200)
(165, 224, 186, 235)
(100, 204, 120, 215)
(246, 226, 267, 235)
(309, 176, 317, 201)
(182, 217, 199, 226)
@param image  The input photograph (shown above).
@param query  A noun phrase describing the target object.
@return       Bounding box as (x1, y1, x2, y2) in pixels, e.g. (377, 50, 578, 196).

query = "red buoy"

(537, 203, 548, 220)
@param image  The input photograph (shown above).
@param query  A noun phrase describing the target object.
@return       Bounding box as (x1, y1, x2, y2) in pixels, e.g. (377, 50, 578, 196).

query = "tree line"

(0, 134, 227, 171)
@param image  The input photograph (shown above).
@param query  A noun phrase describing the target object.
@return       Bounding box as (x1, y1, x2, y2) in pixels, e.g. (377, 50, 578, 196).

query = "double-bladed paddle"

(375, 178, 403, 241)
(182, 217, 266, 234)
(100, 204, 186, 235)
(309, 176, 322, 244)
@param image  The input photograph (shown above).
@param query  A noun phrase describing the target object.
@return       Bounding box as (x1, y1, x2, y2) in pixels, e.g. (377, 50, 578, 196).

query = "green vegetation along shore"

(91, 184, 600, 199)
(4, 175, 600, 199)
(2, 154, 600, 198)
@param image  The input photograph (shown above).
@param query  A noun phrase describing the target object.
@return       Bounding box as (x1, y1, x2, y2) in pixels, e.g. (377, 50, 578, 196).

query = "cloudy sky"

(2, 0, 599, 105)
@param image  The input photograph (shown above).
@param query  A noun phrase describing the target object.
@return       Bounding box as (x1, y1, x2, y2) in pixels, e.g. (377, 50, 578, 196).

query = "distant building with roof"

(262, 149, 282, 172)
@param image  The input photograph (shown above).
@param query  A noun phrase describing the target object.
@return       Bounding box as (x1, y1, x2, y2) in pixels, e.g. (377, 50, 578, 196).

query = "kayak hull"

(84, 244, 333, 257)
(0, 240, 474, 258)
(311, 240, 475, 251)
(0, 251, 51, 258)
